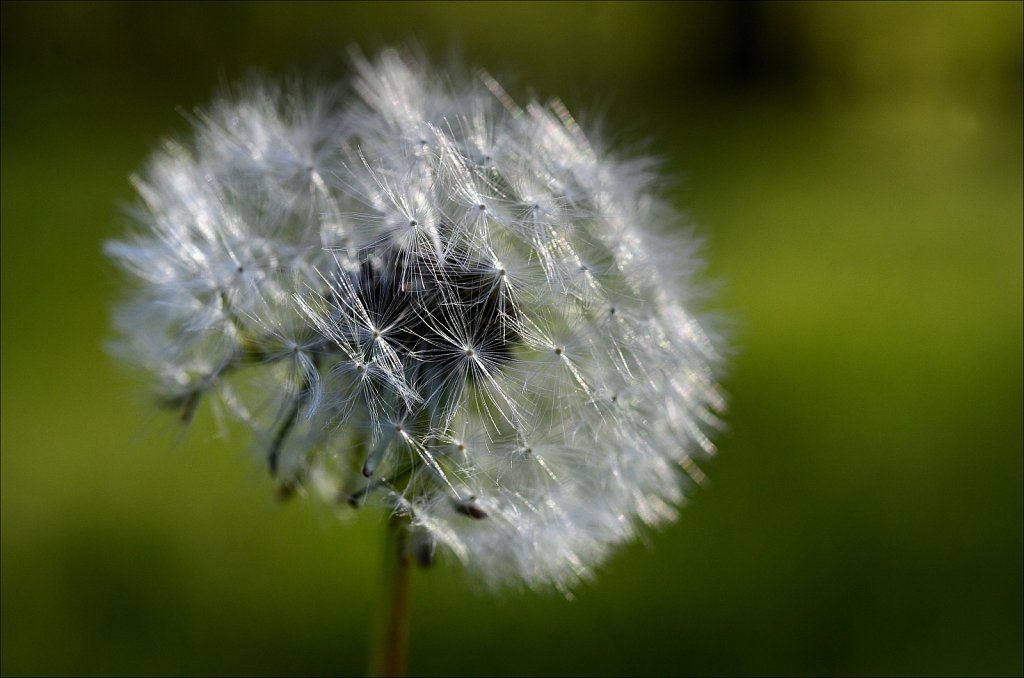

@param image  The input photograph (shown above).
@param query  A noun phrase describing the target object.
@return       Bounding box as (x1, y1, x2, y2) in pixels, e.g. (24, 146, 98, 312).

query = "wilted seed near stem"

(106, 48, 727, 592)
(455, 497, 489, 520)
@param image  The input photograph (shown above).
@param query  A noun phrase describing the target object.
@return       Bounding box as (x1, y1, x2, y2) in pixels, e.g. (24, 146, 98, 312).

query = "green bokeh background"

(2, 2, 1021, 675)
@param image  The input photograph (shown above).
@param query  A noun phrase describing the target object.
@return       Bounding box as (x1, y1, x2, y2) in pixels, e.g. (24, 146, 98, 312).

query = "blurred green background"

(2, 2, 1021, 676)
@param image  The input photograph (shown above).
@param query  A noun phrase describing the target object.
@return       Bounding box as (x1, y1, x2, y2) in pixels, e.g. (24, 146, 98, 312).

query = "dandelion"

(107, 48, 726, 675)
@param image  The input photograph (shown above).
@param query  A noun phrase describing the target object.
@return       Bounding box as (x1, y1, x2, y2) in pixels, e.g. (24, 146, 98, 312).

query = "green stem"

(369, 515, 412, 678)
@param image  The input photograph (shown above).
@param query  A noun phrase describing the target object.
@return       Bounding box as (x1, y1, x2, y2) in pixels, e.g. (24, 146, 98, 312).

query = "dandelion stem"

(369, 514, 412, 677)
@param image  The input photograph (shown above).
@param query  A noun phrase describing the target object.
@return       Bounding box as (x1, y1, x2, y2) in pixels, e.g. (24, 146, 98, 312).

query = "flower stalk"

(370, 515, 412, 678)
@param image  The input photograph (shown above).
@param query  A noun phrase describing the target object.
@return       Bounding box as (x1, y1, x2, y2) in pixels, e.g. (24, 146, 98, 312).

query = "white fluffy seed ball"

(106, 48, 727, 593)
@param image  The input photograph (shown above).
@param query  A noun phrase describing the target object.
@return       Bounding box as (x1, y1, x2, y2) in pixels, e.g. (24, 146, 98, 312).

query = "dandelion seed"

(107, 48, 727, 597)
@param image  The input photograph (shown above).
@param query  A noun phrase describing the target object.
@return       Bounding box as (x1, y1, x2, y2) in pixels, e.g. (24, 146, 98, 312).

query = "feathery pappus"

(106, 48, 727, 592)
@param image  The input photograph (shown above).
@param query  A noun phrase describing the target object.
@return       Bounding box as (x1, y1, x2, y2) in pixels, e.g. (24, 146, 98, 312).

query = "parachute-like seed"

(106, 48, 727, 591)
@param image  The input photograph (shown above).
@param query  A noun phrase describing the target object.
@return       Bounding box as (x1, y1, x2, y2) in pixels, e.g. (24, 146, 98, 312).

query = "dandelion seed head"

(107, 48, 727, 591)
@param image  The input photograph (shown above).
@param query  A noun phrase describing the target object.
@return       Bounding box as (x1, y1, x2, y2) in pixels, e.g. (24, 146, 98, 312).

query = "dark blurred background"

(2, 2, 1021, 676)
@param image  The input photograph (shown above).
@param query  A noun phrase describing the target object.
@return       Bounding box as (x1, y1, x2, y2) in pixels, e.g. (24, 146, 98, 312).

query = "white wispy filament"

(107, 49, 726, 592)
